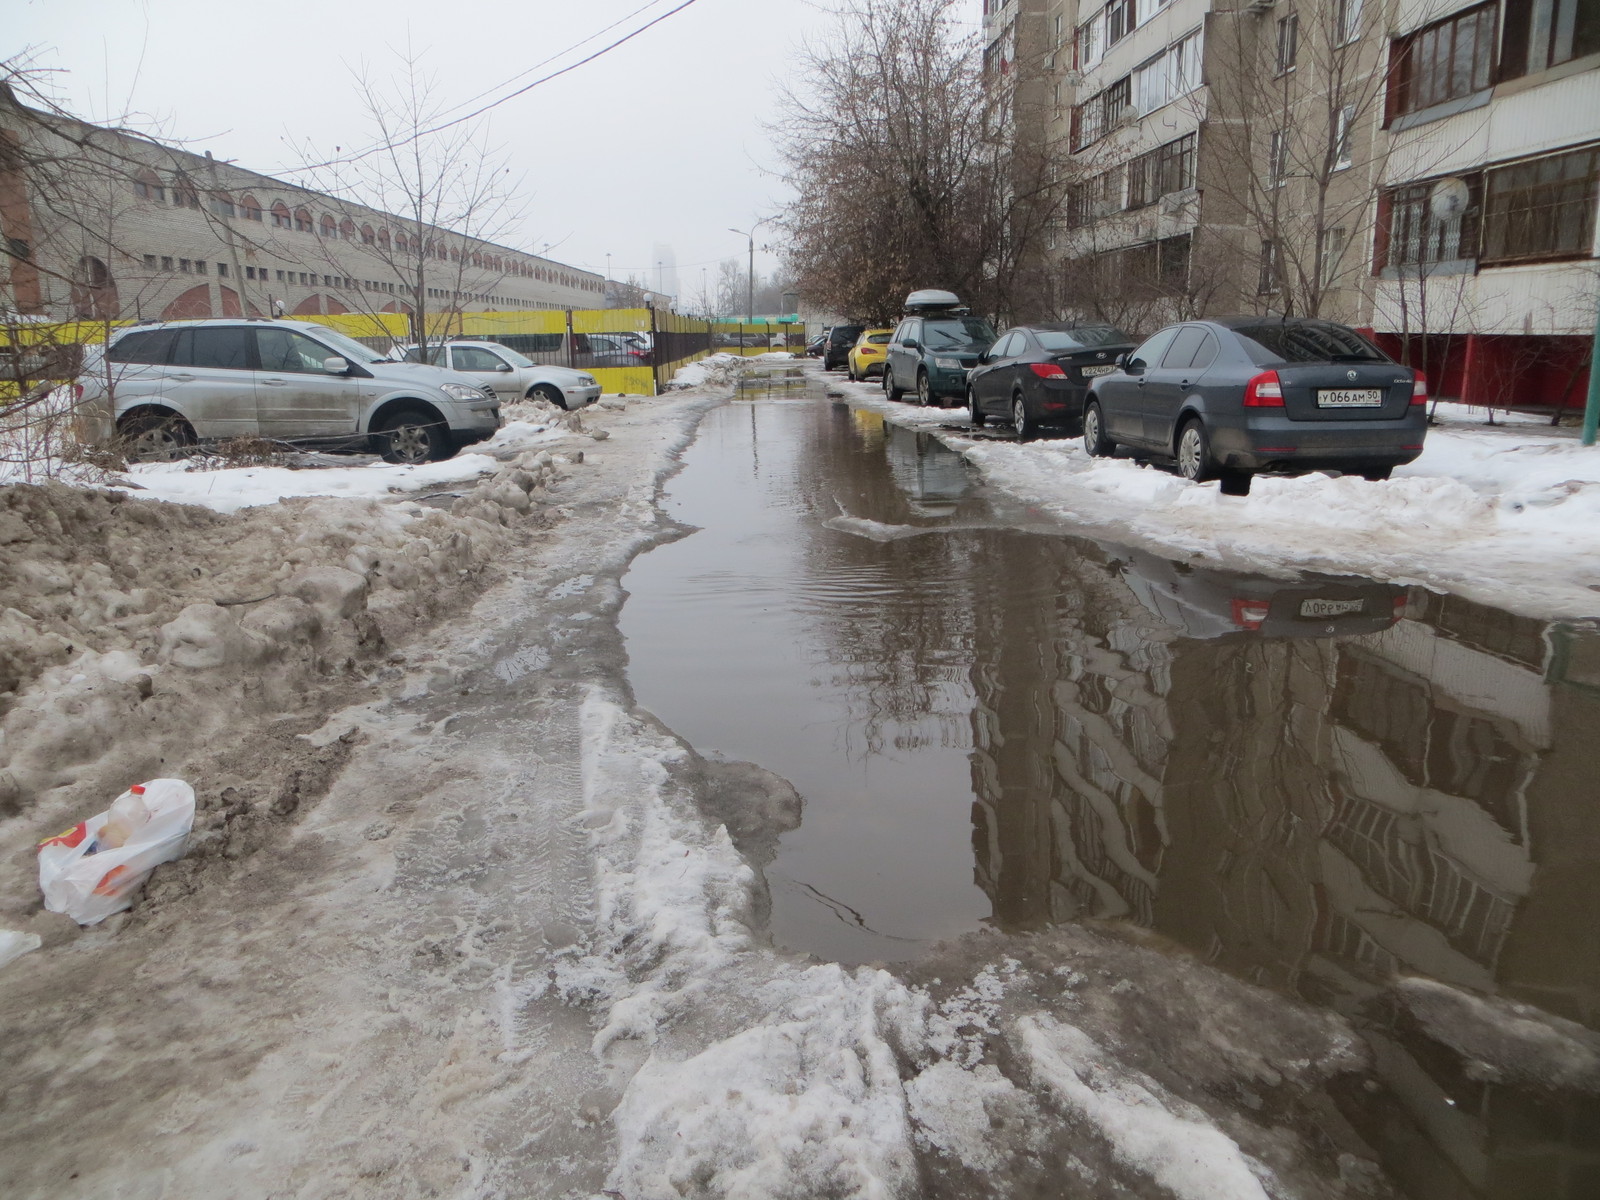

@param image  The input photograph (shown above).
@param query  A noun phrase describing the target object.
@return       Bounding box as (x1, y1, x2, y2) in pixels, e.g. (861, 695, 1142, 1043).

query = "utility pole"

(728, 216, 773, 324)
(1585, 287, 1599, 447)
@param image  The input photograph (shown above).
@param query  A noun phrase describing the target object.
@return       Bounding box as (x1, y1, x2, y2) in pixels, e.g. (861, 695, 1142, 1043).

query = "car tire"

(1012, 393, 1036, 442)
(884, 367, 904, 402)
(375, 408, 450, 465)
(1360, 465, 1393, 481)
(848, 361, 859, 382)
(528, 383, 566, 410)
(118, 411, 195, 462)
(968, 386, 985, 427)
(1083, 403, 1113, 457)
(915, 370, 933, 407)
(1176, 418, 1221, 483)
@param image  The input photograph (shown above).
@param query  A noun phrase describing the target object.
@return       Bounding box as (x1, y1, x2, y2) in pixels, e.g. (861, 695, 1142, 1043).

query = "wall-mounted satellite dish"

(1429, 177, 1471, 221)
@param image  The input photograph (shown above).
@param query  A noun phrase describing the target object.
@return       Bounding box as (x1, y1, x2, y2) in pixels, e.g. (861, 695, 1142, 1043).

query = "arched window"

(361, 224, 375, 245)
(70, 256, 118, 319)
(450, 248, 460, 262)
(339, 217, 355, 241)
(172, 175, 200, 209)
(294, 208, 313, 232)
(209, 191, 235, 218)
(133, 169, 165, 203)
(271, 201, 292, 229)
(393, 231, 408, 253)
(377, 228, 390, 251)
(239, 195, 263, 221)
(320, 215, 337, 238)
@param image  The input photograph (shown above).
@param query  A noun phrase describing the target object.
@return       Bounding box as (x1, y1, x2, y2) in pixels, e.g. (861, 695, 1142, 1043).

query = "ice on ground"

(1395, 977, 1600, 1092)
(0, 929, 41, 970)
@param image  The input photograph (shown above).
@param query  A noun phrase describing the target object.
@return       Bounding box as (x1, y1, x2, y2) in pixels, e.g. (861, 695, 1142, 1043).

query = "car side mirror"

(322, 356, 349, 374)
(496, 362, 513, 372)
(904, 339, 920, 351)
(977, 351, 990, 364)
(1123, 355, 1145, 375)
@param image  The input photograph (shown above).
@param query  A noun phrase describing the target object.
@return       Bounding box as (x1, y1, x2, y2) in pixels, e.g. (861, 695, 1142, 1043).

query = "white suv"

(77, 318, 502, 464)
(399, 341, 601, 410)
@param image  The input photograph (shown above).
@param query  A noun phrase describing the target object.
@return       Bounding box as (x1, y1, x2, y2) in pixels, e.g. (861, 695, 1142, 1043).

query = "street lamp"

(729, 217, 774, 324)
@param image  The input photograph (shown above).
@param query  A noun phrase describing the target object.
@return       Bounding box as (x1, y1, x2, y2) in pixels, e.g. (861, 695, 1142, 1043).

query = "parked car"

(882, 292, 996, 407)
(79, 318, 501, 464)
(1083, 317, 1428, 489)
(846, 329, 894, 381)
(804, 334, 826, 358)
(399, 340, 600, 410)
(584, 332, 653, 369)
(822, 324, 866, 371)
(967, 322, 1133, 439)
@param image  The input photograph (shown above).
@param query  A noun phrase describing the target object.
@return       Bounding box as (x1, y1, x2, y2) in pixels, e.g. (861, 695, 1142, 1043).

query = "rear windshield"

(1034, 325, 1129, 352)
(830, 326, 865, 341)
(923, 318, 996, 349)
(866, 333, 891, 344)
(1234, 323, 1388, 364)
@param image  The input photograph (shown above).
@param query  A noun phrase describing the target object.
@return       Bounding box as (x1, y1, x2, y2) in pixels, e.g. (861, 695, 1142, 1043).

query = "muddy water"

(621, 383, 1600, 1194)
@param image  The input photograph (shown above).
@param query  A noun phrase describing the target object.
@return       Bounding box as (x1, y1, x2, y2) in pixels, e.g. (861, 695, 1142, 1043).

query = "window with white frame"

(1269, 128, 1290, 185)
(1333, 104, 1356, 170)
(1336, 0, 1363, 46)
(1319, 227, 1349, 286)
(1133, 53, 1168, 114)
(1171, 29, 1202, 95)
(1076, 14, 1102, 68)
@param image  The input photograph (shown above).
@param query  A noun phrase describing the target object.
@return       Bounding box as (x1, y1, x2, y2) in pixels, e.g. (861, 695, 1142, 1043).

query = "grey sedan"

(1083, 318, 1428, 490)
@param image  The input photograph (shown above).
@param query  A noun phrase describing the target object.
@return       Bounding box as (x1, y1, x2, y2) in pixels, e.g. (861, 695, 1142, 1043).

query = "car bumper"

(853, 360, 885, 377)
(928, 367, 971, 397)
(1035, 381, 1088, 425)
(571, 385, 602, 407)
(1211, 415, 1426, 471)
(450, 400, 502, 445)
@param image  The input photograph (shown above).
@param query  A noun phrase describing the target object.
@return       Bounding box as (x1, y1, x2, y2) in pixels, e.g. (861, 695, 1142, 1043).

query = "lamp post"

(729, 217, 773, 324)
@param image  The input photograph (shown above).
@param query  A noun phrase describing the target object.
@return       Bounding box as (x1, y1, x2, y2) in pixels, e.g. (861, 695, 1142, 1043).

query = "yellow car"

(847, 329, 894, 381)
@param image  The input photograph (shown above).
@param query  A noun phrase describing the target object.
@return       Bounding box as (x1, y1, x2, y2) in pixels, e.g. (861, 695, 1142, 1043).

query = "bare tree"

(774, 0, 1072, 325)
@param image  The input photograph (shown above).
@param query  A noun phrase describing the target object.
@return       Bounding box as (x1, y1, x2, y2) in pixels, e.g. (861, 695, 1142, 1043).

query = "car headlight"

(579, 374, 597, 385)
(441, 383, 485, 401)
(934, 358, 963, 370)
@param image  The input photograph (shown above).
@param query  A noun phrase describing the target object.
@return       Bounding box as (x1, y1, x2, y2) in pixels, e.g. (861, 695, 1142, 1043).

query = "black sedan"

(1083, 317, 1428, 490)
(966, 323, 1133, 440)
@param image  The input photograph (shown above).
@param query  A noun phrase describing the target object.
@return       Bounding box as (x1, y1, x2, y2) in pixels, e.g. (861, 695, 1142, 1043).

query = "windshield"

(923, 318, 996, 349)
(1234, 322, 1387, 364)
(1035, 325, 1128, 352)
(495, 345, 535, 367)
(866, 333, 891, 344)
(304, 326, 385, 364)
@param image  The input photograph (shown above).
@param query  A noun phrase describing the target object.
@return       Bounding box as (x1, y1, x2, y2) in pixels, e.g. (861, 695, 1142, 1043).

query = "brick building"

(0, 82, 605, 327)
(984, 0, 1599, 410)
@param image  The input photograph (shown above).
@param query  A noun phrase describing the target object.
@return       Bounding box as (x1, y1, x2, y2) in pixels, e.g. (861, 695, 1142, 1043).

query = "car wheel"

(1083, 403, 1113, 457)
(1176, 419, 1220, 483)
(528, 383, 566, 410)
(1360, 465, 1393, 481)
(967, 386, 985, 427)
(916, 370, 933, 407)
(118, 411, 195, 462)
(375, 408, 449, 465)
(848, 361, 858, 382)
(883, 368, 904, 401)
(1012, 393, 1036, 442)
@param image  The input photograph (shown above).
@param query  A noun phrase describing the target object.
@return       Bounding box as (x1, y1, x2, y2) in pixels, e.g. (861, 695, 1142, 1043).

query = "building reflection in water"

(962, 523, 1600, 1199)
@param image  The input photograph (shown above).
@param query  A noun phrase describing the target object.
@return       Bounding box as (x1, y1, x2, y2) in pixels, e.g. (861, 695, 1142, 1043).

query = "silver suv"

(398, 340, 601, 410)
(77, 318, 502, 464)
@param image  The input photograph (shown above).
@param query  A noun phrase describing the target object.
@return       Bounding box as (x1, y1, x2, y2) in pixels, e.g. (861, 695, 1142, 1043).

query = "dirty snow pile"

(837, 371, 1600, 618)
(667, 353, 748, 390)
(0, 417, 582, 924)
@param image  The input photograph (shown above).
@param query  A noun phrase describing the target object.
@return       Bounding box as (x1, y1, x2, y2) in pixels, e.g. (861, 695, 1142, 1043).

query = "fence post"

(649, 303, 661, 396)
(565, 309, 576, 370)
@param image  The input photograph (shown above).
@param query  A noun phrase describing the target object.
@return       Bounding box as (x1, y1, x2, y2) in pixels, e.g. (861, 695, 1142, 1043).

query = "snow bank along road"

(829, 367, 1600, 622)
(1, 381, 1591, 1199)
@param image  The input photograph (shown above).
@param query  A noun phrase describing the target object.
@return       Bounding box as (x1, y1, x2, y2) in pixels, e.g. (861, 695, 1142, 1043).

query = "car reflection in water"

(883, 422, 968, 518)
(1112, 546, 1408, 640)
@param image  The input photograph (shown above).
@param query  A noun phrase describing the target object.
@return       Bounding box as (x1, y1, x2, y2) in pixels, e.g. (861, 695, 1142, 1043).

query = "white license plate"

(1299, 598, 1365, 618)
(1316, 388, 1383, 407)
(1079, 364, 1116, 378)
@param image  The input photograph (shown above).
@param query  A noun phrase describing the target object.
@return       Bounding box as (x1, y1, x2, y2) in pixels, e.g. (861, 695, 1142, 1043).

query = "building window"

(179, 258, 191, 273)
(1320, 227, 1350, 286)
(161, 256, 174, 271)
(320, 216, 337, 238)
(1106, 0, 1132, 47)
(1482, 144, 1600, 264)
(133, 171, 165, 203)
(216, 262, 227, 277)
(1336, 0, 1364, 46)
(1501, 0, 1600, 79)
(340, 218, 355, 241)
(1158, 233, 1192, 291)
(240, 195, 262, 221)
(1276, 13, 1299, 73)
(1258, 240, 1281, 293)
(271, 202, 292, 229)
(143, 254, 156, 269)
(173, 179, 199, 209)
(1127, 134, 1196, 208)
(209, 193, 235, 219)
(295, 208, 313, 233)
(276, 270, 285, 281)
(1389, 4, 1496, 120)
(1269, 128, 1290, 186)
(1379, 175, 1483, 269)
(1333, 104, 1356, 170)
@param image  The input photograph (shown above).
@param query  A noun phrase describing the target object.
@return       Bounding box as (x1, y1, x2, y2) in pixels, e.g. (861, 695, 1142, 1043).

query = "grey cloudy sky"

(8, 0, 983, 302)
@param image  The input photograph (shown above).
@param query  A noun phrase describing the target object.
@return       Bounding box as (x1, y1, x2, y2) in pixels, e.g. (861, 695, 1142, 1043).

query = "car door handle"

(1136, 378, 1146, 386)
(261, 377, 288, 385)
(169, 373, 195, 382)
(1179, 380, 1191, 388)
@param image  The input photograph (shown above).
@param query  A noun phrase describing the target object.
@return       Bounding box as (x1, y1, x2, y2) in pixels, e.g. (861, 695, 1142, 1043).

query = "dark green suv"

(882, 296, 996, 407)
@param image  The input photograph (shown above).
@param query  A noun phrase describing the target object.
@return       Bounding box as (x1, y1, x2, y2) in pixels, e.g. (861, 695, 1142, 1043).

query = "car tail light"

(1243, 370, 1284, 407)
(1029, 362, 1067, 379)
(1392, 594, 1408, 622)
(70, 384, 84, 402)
(1231, 599, 1271, 631)
(1410, 370, 1428, 405)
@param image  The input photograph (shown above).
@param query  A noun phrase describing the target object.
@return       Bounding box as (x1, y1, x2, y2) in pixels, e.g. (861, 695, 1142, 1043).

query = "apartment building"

(987, 1, 1599, 409)
(0, 82, 605, 327)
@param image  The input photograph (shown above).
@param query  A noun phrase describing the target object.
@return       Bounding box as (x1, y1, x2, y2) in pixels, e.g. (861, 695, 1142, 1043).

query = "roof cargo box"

(903, 289, 967, 314)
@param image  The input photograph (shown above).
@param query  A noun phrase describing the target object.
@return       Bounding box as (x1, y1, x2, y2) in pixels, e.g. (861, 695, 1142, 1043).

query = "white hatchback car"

(399, 341, 601, 410)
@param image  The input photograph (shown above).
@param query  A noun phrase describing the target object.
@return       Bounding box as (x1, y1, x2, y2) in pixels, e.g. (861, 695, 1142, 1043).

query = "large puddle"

(621, 383, 1600, 1159)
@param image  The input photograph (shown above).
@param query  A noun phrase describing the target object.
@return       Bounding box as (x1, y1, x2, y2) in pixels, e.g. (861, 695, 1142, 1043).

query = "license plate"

(1299, 598, 1365, 618)
(1079, 364, 1116, 378)
(1316, 388, 1382, 407)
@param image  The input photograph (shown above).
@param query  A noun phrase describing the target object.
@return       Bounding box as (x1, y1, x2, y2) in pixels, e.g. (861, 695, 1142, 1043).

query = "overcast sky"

(9, 0, 983, 304)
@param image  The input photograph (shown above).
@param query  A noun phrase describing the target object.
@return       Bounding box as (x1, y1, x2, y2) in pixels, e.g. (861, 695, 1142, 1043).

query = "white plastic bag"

(37, 779, 196, 925)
